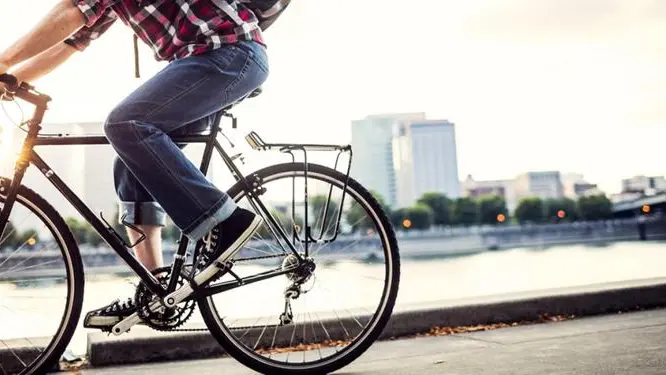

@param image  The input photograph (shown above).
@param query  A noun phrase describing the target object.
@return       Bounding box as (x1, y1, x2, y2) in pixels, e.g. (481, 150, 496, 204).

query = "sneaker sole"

(194, 215, 263, 286)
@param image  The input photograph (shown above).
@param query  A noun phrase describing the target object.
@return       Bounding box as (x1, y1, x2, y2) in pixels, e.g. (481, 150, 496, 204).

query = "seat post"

(212, 112, 223, 133)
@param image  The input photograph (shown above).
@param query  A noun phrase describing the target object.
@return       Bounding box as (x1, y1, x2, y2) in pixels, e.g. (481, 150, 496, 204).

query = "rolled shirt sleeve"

(64, 6, 118, 51)
(72, 0, 116, 27)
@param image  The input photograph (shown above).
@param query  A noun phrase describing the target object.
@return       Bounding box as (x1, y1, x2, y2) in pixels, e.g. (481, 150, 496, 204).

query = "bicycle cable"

(1, 95, 87, 137)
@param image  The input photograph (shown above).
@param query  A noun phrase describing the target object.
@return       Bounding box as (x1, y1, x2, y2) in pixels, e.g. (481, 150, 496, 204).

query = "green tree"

(0, 221, 19, 250)
(84, 228, 103, 247)
(453, 197, 479, 226)
(478, 195, 508, 225)
(346, 191, 390, 232)
(406, 204, 434, 230)
(66, 217, 89, 245)
(545, 197, 579, 222)
(16, 228, 39, 249)
(66, 217, 104, 246)
(390, 208, 407, 229)
(514, 197, 545, 224)
(310, 195, 341, 236)
(390, 205, 433, 230)
(577, 194, 612, 221)
(417, 192, 452, 226)
(256, 209, 305, 239)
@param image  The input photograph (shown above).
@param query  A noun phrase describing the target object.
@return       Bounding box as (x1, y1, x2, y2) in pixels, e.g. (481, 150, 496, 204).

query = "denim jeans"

(104, 40, 268, 241)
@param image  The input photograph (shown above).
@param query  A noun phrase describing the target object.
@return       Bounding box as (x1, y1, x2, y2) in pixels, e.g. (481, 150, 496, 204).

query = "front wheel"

(198, 163, 401, 374)
(0, 178, 84, 375)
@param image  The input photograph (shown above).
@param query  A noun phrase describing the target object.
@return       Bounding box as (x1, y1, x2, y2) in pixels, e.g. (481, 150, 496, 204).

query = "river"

(2, 241, 666, 357)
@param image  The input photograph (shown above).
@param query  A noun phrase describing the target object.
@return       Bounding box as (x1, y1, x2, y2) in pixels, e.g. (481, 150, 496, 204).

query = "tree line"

(0, 191, 616, 250)
(60, 192, 617, 245)
(348, 191, 615, 231)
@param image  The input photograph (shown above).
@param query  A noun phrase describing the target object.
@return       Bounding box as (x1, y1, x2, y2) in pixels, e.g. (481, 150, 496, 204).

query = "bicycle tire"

(198, 163, 401, 375)
(0, 178, 84, 375)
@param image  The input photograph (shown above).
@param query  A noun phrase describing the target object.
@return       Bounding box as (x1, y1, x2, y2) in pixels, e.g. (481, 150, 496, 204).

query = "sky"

(1, 0, 665, 194)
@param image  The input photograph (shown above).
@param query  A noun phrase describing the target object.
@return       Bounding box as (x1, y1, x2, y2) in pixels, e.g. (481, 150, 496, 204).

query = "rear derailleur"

(279, 256, 316, 326)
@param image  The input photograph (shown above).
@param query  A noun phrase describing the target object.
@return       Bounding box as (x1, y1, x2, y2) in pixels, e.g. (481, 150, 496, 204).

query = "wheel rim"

(0, 193, 77, 375)
(201, 167, 398, 371)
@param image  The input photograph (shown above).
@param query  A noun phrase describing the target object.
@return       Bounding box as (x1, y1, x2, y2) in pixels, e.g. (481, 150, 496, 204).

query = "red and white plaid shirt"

(66, 0, 265, 61)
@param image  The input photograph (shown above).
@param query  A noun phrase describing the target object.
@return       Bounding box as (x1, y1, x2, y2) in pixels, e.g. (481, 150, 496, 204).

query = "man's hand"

(0, 61, 10, 99)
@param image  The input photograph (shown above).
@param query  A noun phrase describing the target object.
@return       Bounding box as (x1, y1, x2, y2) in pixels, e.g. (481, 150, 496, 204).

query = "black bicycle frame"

(0, 78, 352, 301)
(0, 86, 301, 299)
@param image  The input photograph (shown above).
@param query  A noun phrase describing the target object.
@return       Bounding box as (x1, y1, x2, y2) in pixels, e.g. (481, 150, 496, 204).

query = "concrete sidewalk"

(85, 277, 666, 367)
(82, 309, 666, 374)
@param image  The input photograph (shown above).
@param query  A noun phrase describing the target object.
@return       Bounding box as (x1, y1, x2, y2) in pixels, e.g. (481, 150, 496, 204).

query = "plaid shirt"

(66, 0, 264, 61)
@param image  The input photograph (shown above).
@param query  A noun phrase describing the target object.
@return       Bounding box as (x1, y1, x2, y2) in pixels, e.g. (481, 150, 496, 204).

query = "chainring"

(135, 266, 196, 332)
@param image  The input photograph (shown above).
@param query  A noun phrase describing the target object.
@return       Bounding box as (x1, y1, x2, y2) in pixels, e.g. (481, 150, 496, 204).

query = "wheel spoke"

(199, 164, 400, 373)
(0, 187, 83, 375)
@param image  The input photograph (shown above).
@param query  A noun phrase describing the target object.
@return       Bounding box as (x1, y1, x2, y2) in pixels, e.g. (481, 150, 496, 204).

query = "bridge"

(612, 192, 666, 217)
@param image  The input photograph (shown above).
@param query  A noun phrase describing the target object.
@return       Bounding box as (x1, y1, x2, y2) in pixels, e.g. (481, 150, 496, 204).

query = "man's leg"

(113, 155, 169, 271)
(131, 225, 162, 271)
(111, 118, 212, 272)
(83, 41, 269, 330)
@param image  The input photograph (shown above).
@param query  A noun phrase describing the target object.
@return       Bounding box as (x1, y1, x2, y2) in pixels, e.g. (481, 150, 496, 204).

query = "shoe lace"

(196, 228, 220, 271)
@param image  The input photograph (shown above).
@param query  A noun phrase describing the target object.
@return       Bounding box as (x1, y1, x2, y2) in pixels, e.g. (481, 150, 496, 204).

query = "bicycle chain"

(167, 252, 290, 332)
(234, 252, 290, 262)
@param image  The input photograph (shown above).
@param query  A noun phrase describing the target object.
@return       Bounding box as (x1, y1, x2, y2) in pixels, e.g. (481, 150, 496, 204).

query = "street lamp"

(402, 219, 412, 229)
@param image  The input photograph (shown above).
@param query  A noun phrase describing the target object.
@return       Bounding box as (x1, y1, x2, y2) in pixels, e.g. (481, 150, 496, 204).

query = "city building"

(561, 173, 598, 198)
(351, 113, 461, 208)
(621, 175, 666, 194)
(350, 113, 426, 207)
(460, 175, 517, 212)
(392, 118, 460, 207)
(513, 171, 564, 201)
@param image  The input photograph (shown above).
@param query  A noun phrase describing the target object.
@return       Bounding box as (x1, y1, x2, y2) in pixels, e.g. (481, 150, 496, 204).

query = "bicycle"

(0, 73, 400, 375)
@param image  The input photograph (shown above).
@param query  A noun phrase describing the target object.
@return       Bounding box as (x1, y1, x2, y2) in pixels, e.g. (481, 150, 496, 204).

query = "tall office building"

(392, 119, 460, 207)
(351, 113, 427, 206)
(351, 113, 460, 208)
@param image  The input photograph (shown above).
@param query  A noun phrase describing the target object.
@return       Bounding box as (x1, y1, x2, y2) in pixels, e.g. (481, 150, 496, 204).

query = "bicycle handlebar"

(0, 73, 51, 107)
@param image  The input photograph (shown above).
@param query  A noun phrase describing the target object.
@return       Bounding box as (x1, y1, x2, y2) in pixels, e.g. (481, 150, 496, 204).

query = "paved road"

(82, 309, 666, 374)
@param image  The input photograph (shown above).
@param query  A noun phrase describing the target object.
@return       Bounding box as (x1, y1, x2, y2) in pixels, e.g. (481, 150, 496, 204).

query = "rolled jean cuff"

(119, 201, 167, 227)
(183, 197, 237, 241)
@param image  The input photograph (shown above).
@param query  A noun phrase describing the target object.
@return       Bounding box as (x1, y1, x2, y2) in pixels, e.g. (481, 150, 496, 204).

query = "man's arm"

(0, 0, 85, 71)
(9, 43, 78, 84)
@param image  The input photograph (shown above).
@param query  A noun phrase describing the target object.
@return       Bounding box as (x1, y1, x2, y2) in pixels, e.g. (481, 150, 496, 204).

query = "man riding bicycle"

(0, 0, 267, 330)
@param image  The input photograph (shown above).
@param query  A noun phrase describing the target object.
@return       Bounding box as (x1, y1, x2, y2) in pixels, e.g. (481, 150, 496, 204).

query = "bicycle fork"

(0, 123, 39, 240)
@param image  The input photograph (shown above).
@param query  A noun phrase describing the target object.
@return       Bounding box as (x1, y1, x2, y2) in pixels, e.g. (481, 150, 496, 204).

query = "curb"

(87, 278, 666, 367)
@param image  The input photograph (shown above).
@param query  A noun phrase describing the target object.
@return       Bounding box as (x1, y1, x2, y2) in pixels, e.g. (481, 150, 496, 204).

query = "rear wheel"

(0, 178, 84, 375)
(198, 163, 400, 374)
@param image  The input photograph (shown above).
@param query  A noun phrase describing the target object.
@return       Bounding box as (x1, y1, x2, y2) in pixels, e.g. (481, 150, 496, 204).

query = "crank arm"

(111, 299, 161, 336)
(163, 257, 234, 308)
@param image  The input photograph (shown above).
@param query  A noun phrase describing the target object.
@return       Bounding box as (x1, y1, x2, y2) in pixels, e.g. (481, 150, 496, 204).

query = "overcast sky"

(1, 0, 665, 194)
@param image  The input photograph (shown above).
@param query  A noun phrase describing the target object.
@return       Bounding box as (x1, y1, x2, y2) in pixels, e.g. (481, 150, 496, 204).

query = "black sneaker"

(83, 298, 136, 330)
(195, 207, 262, 284)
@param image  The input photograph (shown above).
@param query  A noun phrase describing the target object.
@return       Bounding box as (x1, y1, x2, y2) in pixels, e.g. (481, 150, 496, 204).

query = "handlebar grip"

(0, 73, 19, 92)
